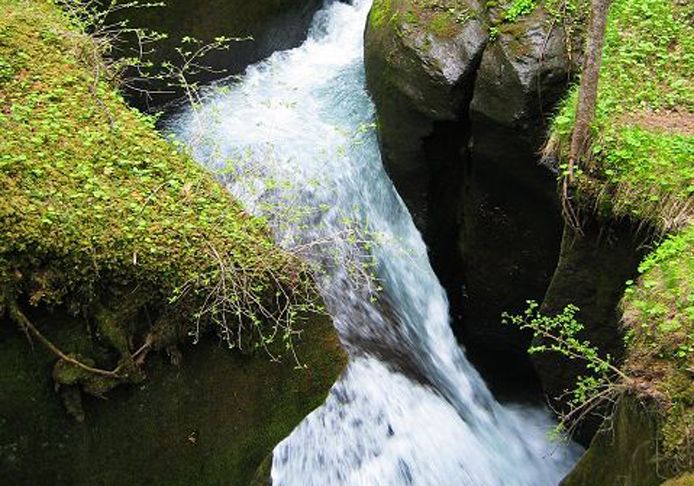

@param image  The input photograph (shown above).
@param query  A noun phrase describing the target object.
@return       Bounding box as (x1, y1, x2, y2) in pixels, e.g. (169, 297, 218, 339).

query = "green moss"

(0, 0, 320, 380)
(430, 11, 457, 37)
(562, 395, 661, 486)
(373, 0, 477, 39)
(0, 2, 348, 481)
(622, 227, 694, 472)
(662, 473, 694, 486)
(0, 308, 346, 485)
(370, 0, 395, 28)
(485, 0, 538, 36)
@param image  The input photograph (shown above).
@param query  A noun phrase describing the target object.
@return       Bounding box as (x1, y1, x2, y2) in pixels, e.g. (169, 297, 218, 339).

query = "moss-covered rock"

(365, 0, 488, 227)
(0, 308, 346, 485)
(0, 0, 323, 380)
(621, 226, 694, 475)
(532, 217, 647, 443)
(561, 395, 662, 486)
(471, 5, 572, 144)
(0, 2, 348, 483)
(365, 0, 572, 355)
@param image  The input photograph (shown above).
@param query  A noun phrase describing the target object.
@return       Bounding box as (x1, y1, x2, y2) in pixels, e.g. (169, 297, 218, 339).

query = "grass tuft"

(622, 226, 694, 473)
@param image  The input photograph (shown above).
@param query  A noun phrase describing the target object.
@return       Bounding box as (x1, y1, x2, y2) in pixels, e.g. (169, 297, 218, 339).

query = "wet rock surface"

(365, 0, 572, 356)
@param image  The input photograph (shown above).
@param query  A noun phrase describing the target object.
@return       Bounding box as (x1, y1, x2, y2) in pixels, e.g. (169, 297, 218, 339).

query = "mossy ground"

(622, 226, 694, 473)
(547, 0, 693, 474)
(548, 0, 693, 229)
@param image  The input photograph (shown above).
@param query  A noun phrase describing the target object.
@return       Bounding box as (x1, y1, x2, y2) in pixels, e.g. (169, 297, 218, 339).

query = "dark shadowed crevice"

(420, 38, 486, 333)
(411, 41, 565, 401)
(423, 120, 468, 328)
(457, 113, 564, 400)
(457, 113, 564, 355)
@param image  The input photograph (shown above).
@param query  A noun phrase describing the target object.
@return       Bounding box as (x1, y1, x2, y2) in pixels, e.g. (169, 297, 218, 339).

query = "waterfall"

(170, 0, 583, 484)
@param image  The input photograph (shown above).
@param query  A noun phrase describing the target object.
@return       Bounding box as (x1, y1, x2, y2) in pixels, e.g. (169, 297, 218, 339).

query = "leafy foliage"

(622, 227, 694, 471)
(545, 1, 692, 468)
(503, 0, 536, 22)
(503, 301, 627, 436)
(505, 232, 693, 470)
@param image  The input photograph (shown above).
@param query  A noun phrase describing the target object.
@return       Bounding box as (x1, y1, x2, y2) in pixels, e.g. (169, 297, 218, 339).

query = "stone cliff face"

(534, 216, 647, 440)
(365, 0, 572, 358)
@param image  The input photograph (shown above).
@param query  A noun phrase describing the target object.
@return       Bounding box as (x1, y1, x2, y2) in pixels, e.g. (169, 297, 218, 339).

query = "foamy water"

(170, 1, 582, 483)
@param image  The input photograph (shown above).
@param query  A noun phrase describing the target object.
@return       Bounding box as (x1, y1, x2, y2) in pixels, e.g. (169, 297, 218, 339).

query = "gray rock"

(365, 0, 574, 357)
(471, 8, 571, 142)
(364, 0, 488, 227)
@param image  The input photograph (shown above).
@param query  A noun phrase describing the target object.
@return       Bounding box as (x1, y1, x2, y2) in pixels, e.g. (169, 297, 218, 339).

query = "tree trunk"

(568, 0, 612, 175)
(562, 0, 612, 232)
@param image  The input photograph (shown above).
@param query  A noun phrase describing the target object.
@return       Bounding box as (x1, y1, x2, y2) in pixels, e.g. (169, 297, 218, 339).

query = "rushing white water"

(171, 0, 583, 484)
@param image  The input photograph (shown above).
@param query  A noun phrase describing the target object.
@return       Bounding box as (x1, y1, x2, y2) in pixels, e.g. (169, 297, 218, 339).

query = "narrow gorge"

(1, 0, 691, 485)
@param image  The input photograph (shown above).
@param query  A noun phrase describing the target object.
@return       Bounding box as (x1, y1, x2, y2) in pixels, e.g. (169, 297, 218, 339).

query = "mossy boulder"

(0, 308, 346, 485)
(365, 0, 572, 226)
(0, 2, 348, 483)
(365, 0, 488, 227)
(0, 0, 321, 378)
(471, 6, 572, 144)
(561, 395, 662, 486)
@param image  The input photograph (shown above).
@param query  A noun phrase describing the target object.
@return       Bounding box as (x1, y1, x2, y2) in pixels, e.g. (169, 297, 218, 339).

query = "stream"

(170, 0, 583, 483)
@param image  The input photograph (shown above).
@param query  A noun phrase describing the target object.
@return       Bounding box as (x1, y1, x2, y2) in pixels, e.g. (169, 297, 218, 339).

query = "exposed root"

(131, 332, 155, 366)
(562, 175, 585, 236)
(7, 299, 123, 378)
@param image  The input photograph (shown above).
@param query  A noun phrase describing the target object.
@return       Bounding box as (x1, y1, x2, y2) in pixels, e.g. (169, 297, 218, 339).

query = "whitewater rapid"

(170, 0, 582, 484)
